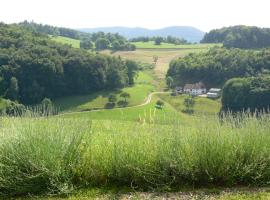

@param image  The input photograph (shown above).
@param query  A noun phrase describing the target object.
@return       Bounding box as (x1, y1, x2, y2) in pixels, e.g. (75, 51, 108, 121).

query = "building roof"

(209, 88, 221, 93)
(184, 82, 206, 90)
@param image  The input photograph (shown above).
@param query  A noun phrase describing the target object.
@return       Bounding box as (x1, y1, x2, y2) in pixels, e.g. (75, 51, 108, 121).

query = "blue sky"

(1, 0, 269, 32)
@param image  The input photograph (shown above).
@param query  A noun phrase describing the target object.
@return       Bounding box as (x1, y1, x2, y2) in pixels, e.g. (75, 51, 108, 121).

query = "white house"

(183, 82, 207, 96)
(207, 88, 222, 98)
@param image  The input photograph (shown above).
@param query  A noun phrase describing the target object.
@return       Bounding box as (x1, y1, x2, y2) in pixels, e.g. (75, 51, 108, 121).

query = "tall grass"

(0, 113, 270, 196)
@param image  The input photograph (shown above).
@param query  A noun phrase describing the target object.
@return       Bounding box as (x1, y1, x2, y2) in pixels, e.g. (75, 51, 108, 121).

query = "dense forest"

(130, 36, 189, 45)
(201, 25, 270, 49)
(166, 47, 270, 88)
(18, 21, 136, 51)
(0, 23, 138, 105)
(222, 76, 270, 112)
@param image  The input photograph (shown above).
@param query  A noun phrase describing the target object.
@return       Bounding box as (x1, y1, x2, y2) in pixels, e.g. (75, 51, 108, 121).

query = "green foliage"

(155, 100, 164, 109)
(0, 118, 87, 196)
(0, 100, 26, 116)
(120, 92, 130, 103)
(183, 95, 195, 113)
(154, 37, 163, 45)
(41, 97, 53, 113)
(95, 38, 110, 50)
(130, 35, 189, 45)
(0, 23, 138, 104)
(108, 94, 117, 103)
(1, 113, 270, 196)
(5, 77, 19, 101)
(167, 47, 270, 88)
(80, 39, 93, 50)
(125, 60, 139, 85)
(222, 76, 270, 112)
(201, 25, 270, 49)
(166, 76, 174, 88)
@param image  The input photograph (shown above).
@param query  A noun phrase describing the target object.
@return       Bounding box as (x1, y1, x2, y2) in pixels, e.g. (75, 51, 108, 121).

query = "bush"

(1, 113, 270, 196)
(0, 118, 89, 196)
(222, 76, 270, 112)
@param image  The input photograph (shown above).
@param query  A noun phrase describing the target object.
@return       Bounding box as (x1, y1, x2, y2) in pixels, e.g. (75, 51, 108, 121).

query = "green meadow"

(131, 41, 221, 49)
(51, 36, 80, 48)
(53, 71, 155, 112)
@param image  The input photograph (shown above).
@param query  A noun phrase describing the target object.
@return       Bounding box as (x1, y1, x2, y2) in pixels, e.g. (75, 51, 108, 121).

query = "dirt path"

(59, 91, 170, 116)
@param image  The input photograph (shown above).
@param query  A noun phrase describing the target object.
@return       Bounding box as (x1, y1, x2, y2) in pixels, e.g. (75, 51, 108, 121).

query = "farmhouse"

(207, 88, 222, 98)
(184, 82, 207, 96)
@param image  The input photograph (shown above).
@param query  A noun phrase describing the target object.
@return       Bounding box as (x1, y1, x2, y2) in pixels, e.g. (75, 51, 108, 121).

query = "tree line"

(0, 23, 139, 105)
(130, 36, 189, 45)
(222, 76, 270, 112)
(201, 25, 270, 49)
(18, 21, 136, 51)
(166, 47, 270, 88)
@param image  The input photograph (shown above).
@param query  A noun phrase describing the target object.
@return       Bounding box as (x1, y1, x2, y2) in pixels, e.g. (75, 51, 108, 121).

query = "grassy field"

(50, 36, 80, 48)
(102, 48, 202, 84)
(1, 112, 270, 197)
(102, 44, 214, 83)
(60, 95, 182, 123)
(53, 71, 155, 112)
(159, 94, 221, 116)
(131, 41, 221, 49)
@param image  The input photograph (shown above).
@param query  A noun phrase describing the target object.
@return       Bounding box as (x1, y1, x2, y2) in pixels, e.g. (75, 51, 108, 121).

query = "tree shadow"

(54, 89, 122, 111)
(117, 100, 128, 107)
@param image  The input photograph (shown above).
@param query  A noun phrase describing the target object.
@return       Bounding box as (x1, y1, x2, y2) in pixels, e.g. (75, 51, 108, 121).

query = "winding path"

(59, 91, 170, 116)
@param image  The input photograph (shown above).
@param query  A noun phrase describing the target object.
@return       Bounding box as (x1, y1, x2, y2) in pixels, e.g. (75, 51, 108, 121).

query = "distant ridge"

(78, 26, 205, 43)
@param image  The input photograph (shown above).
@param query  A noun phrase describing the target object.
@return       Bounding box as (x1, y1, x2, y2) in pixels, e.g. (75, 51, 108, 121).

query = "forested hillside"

(167, 47, 270, 88)
(18, 21, 136, 51)
(0, 23, 138, 104)
(201, 25, 270, 49)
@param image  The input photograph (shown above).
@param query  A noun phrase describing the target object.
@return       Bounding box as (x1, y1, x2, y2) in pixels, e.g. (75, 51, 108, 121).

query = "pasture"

(131, 41, 221, 49)
(51, 36, 80, 48)
(53, 71, 155, 112)
(158, 94, 221, 116)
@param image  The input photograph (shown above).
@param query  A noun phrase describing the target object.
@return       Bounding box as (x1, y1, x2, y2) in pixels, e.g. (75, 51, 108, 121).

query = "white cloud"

(0, 0, 269, 32)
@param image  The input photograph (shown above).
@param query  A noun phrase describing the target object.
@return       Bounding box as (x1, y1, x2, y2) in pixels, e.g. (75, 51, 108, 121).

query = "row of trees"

(222, 76, 270, 112)
(166, 47, 270, 88)
(201, 25, 270, 49)
(79, 32, 136, 51)
(130, 36, 189, 45)
(0, 23, 139, 105)
(18, 21, 136, 51)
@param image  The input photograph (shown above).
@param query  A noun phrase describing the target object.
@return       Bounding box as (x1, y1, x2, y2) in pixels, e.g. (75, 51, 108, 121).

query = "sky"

(1, 0, 270, 32)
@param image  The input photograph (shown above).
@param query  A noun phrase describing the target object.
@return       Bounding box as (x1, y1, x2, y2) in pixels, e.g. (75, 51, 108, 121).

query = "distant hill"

(79, 26, 205, 43)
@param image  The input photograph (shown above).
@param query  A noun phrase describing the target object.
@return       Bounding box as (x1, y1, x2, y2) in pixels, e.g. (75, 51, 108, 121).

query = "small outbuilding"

(175, 86, 183, 94)
(207, 88, 222, 98)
